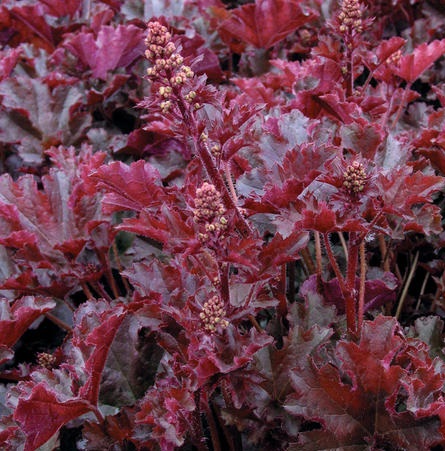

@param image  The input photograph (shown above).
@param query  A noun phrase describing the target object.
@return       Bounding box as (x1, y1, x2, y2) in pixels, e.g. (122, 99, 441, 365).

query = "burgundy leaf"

(0, 47, 21, 81)
(0, 296, 55, 352)
(219, 0, 317, 49)
(39, 0, 82, 18)
(0, 77, 90, 163)
(0, 145, 111, 296)
(2, 4, 54, 51)
(116, 205, 196, 253)
(136, 374, 197, 451)
(376, 167, 445, 234)
(285, 316, 445, 449)
(14, 381, 90, 451)
(365, 36, 406, 71)
(90, 160, 167, 214)
(73, 301, 128, 406)
(64, 24, 145, 80)
(396, 39, 445, 84)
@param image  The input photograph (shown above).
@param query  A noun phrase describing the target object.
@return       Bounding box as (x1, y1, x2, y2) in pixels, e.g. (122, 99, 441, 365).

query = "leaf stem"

(338, 232, 348, 263)
(276, 264, 288, 319)
(391, 83, 411, 129)
(300, 247, 315, 275)
(378, 233, 390, 272)
(111, 240, 131, 294)
(105, 256, 120, 299)
(220, 262, 230, 304)
(248, 314, 263, 332)
(44, 312, 72, 332)
(323, 233, 347, 293)
(415, 271, 429, 312)
(92, 406, 105, 424)
(81, 281, 95, 301)
(395, 251, 419, 319)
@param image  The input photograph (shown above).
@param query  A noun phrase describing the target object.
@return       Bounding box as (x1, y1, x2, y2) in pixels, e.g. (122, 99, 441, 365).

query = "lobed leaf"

(63, 24, 145, 81)
(219, 0, 317, 49)
(0, 77, 90, 163)
(285, 316, 445, 449)
(396, 39, 445, 84)
(0, 296, 56, 362)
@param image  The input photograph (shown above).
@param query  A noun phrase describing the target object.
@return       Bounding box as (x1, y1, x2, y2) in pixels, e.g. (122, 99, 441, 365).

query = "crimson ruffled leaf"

(0, 146, 111, 297)
(98, 314, 164, 407)
(0, 47, 21, 81)
(300, 270, 398, 314)
(0, 77, 91, 163)
(13, 300, 127, 450)
(0, 3, 54, 51)
(365, 36, 406, 72)
(63, 24, 145, 81)
(136, 373, 198, 451)
(376, 167, 444, 236)
(396, 39, 445, 84)
(0, 296, 55, 363)
(13, 379, 91, 451)
(90, 160, 169, 214)
(285, 316, 445, 449)
(73, 300, 128, 406)
(219, 0, 317, 49)
(40, 0, 82, 18)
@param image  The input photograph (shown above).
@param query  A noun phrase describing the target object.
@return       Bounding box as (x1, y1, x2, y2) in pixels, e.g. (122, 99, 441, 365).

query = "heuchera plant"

(1, 0, 445, 449)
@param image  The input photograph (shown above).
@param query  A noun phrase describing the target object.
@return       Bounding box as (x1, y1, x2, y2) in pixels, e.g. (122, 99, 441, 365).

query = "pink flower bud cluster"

(387, 49, 402, 66)
(343, 161, 367, 194)
(37, 352, 57, 369)
(144, 21, 197, 112)
(193, 182, 227, 241)
(199, 295, 229, 334)
(338, 0, 363, 34)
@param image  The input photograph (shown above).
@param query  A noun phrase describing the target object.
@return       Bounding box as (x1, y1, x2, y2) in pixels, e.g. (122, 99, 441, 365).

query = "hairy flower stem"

(177, 99, 252, 237)
(357, 241, 366, 335)
(345, 47, 354, 97)
(314, 231, 322, 276)
(323, 232, 358, 334)
(323, 233, 347, 294)
(224, 161, 238, 203)
(220, 379, 243, 450)
(345, 232, 360, 335)
(192, 390, 209, 451)
(300, 247, 316, 274)
(204, 401, 222, 451)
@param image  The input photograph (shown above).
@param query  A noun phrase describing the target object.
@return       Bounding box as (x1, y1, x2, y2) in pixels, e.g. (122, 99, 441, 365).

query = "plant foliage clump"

(1, 0, 445, 449)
